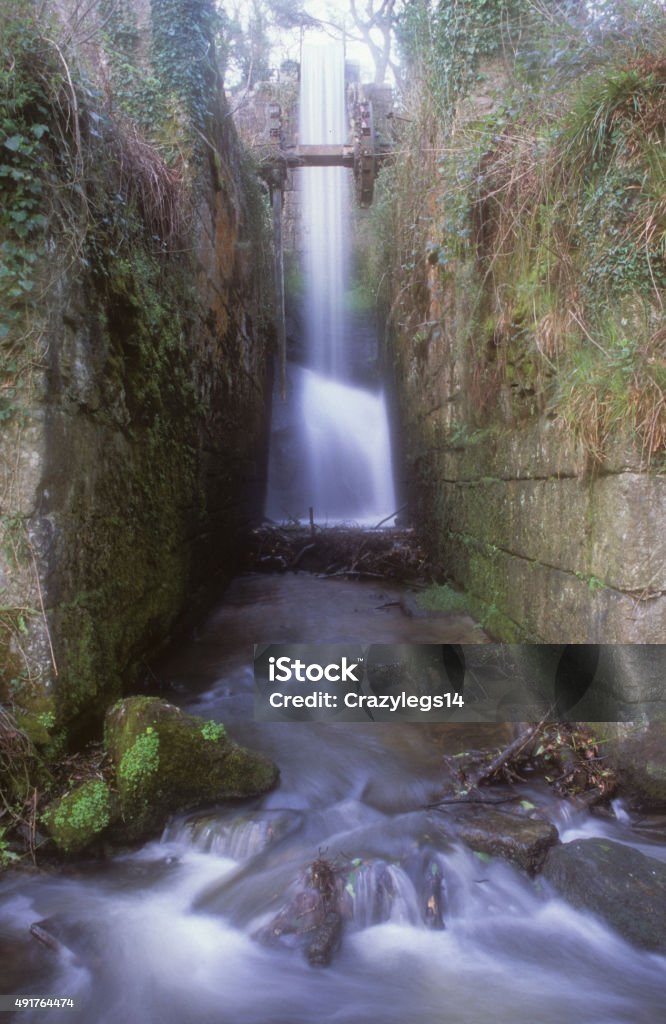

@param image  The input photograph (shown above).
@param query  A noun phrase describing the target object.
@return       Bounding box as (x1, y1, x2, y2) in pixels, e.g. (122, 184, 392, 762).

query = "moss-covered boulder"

(41, 779, 112, 853)
(104, 697, 278, 840)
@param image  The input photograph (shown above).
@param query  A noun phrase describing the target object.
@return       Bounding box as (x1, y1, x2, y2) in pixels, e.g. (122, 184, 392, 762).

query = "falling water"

(299, 41, 348, 377)
(266, 40, 396, 525)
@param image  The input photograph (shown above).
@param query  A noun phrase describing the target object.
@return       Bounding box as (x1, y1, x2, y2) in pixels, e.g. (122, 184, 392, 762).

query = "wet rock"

(596, 721, 666, 811)
(254, 856, 344, 967)
(543, 838, 666, 953)
(177, 808, 303, 859)
(440, 805, 559, 874)
(41, 779, 112, 853)
(104, 697, 278, 840)
(29, 915, 105, 968)
(306, 911, 343, 966)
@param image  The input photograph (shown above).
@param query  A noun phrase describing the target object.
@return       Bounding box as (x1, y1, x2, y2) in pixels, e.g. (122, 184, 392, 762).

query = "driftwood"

(246, 525, 440, 584)
(468, 723, 541, 788)
(427, 721, 617, 810)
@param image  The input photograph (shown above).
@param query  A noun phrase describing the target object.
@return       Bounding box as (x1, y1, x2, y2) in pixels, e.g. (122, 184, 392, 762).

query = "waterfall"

(266, 40, 396, 525)
(299, 41, 348, 377)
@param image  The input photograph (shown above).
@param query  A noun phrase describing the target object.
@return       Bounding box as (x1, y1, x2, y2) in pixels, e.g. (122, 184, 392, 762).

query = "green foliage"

(200, 720, 225, 742)
(0, 825, 20, 867)
(150, 0, 220, 130)
(42, 779, 111, 854)
(118, 729, 160, 788)
(98, 0, 170, 135)
(0, 5, 52, 360)
(374, 1, 666, 459)
(397, 0, 533, 114)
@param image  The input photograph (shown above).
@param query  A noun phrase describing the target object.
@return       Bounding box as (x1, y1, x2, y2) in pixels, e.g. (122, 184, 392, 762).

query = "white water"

(2, 588, 666, 1023)
(266, 41, 396, 525)
(302, 369, 396, 521)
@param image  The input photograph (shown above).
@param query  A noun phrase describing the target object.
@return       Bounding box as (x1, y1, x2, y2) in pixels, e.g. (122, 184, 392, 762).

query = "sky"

(231, 0, 390, 82)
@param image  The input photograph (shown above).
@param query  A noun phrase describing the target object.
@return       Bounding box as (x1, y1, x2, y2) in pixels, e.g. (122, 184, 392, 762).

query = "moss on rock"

(105, 697, 278, 840)
(41, 779, 112, 853)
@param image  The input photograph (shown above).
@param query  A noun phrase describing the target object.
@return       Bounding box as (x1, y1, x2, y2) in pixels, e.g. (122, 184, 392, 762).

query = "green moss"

(42, 780, 112, 853)
(416, 585, 470, 614)
(2, 0, 271, 754)
(11, 689, 56, 749)
(105, 697, 277, 840)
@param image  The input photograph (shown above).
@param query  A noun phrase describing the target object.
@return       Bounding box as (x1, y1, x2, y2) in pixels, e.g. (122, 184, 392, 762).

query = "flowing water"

(1, 576, 665, 1023)
(2, 42, 664, 1024)
(265, 42, 396, 525)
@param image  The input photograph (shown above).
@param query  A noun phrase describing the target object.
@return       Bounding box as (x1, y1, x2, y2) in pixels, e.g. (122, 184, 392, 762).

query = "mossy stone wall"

(0, 1, 273, 743)
(391, 288, 666, 643)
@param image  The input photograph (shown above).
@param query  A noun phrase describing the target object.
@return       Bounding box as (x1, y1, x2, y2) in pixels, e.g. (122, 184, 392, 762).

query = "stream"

(1, 575, 665, 1023)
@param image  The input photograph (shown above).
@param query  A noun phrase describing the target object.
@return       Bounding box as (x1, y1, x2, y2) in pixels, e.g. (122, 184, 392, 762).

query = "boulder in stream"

(104, 697, 278, 840)
(543, 837, 666, 953)
(254, 856, 343, 966)
(439, 805, 559, 874)
(41, 779, 112, 853)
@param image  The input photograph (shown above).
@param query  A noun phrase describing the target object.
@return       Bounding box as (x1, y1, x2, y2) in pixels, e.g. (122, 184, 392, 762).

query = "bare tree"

(348, 0, 404, 86)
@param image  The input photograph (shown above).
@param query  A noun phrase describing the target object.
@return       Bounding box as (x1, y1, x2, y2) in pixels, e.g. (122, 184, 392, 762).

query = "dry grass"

(112, 119, 187, 249)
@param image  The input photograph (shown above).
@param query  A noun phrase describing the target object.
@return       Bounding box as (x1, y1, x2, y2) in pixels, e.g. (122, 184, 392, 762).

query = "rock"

(595, 721, 666, 811)
(104, 697, 278, 840)
(41, 779, 112, 853)
(306, 911, 343, 966)
(179, 808, 303, 859)
(543, 838, 666, 953)
(29, 916, 104, 968)
(254, 856, 344, 967)
(440, 805, 559, 874)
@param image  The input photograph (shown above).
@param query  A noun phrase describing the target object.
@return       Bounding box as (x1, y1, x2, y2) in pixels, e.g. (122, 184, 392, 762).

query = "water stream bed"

(1, 575, 665, 1023)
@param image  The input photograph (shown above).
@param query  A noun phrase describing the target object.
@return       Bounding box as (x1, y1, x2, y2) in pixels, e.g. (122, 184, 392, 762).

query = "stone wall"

(0, 2, 273, 744)
(392, 288, 666, 643)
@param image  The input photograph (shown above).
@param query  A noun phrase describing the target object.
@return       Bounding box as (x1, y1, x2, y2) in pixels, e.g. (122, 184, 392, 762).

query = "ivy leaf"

(4, 135, 24, 152)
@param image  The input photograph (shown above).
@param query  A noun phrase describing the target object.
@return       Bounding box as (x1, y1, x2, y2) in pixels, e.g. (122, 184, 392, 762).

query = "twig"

(425, 795, 518, 809)
(467, 721, 542, 788)
(44, 38, 83, 183)
(27, 537, 58, 678)
(29, 787, 37, 865)
(288, 543, 316, 571)
(373, 504, 407, 529)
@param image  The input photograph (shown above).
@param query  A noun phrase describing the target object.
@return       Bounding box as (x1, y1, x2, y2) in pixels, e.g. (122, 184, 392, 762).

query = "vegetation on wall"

(372, 0, 666, 462)
(0, 0, 273, 863)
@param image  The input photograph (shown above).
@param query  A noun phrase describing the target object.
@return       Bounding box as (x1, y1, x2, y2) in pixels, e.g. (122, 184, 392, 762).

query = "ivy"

(397, 0, 534, 115)
(0, 9, 52, 346)
(150, 0, 220, 130)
